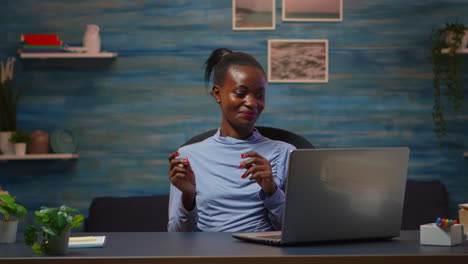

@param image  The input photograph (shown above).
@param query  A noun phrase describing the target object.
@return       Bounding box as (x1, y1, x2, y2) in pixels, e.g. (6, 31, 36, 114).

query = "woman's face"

(213, 65, 266, 133)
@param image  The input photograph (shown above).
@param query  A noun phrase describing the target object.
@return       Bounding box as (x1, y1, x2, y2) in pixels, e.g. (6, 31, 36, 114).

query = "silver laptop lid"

(282, 147, 410, 244)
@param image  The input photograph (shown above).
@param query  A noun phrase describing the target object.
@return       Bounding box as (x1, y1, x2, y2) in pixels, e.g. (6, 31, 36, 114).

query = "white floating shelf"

(19, 52, 117, 59)
(0, 153, 79, 160)
(441, 48, 468, 54)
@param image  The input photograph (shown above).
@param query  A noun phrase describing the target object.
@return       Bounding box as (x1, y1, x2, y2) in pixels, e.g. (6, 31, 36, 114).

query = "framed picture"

(268, 39, 328, 83)
(232, 0, 275, 30)
(282, 0, 342, 22)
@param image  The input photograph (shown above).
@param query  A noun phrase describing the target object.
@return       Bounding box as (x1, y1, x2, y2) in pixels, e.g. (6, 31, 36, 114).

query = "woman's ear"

(212, 85, 221, 103)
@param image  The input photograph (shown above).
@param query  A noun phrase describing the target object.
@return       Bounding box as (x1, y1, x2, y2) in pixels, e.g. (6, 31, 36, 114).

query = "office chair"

(84, 195, 169, 232)
(401, 180, 450, 230)
(181, 126, 314, 149)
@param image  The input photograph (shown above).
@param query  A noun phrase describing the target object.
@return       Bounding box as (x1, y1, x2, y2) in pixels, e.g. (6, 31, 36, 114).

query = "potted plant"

(25, 205, 83, 255)
(9, 130, 31, 155)
(428, 22, 468, 146)
(0, 57, 25, 155)
(0, 193, 28, 243)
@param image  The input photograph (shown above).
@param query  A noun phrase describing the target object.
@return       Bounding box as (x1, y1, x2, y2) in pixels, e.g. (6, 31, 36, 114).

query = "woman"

(167, 48, 296, 232)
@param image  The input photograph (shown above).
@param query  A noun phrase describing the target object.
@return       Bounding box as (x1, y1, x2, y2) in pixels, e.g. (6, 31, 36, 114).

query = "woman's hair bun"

(204, 48, 233, 86)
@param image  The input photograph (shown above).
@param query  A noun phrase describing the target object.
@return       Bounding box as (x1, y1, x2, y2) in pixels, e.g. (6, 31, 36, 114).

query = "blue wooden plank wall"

(1, 0, 467, 231)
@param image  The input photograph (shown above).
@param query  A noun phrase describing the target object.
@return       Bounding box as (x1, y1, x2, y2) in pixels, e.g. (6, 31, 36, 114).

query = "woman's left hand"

(239, 152, 277, 196)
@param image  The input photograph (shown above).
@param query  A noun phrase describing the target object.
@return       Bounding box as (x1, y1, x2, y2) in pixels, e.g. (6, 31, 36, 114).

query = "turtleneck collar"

(212, 128, 265, 145)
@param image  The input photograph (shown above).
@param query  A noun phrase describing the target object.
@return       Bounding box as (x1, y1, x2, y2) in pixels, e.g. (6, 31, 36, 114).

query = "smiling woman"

(166, 48, 296, 232)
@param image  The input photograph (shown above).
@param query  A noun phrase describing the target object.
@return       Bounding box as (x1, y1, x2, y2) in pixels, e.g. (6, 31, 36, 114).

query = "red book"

(21, 34, 61, 45)
(24, 40, 63, 46)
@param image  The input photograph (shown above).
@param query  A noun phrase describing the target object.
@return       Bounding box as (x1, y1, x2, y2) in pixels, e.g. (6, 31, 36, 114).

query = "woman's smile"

(239, 111, 256, 120)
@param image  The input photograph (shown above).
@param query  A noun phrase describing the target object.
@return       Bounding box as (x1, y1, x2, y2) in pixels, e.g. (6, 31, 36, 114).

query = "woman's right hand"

(168, 152, 196, 210)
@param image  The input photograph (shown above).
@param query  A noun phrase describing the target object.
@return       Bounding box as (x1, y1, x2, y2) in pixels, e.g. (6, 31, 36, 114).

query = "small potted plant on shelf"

(25, 205, 83, 255)
(0, 192, 28, 243)
(428, 22, 468, 146)
(0, 57, 26, 155)
(9, 130, 31, 155)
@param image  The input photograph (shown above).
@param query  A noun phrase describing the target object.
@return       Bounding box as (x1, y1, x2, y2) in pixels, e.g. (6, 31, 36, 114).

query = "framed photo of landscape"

(268, 39, 328, 83)
(233, 0, 275, 30)
(282, 0, 342, 22)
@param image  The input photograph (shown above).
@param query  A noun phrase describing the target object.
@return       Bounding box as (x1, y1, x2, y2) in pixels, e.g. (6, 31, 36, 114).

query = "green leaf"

(8, 130, 31, 144)
(14, 205, 27, 218)
(66, 215, 73, 224)
(59, 205, 77, 213)
(0, 207, 10, 218)
(0, 194, 12, 202)
(32, 243, 42, 254)
(41, 226, 57, 237)
(55, 213, 67, 230)
(71, 214, 84, 228)
(24, 226, 38, 246)
(0, 195, 14, 204)
(35, 214, 50, 224)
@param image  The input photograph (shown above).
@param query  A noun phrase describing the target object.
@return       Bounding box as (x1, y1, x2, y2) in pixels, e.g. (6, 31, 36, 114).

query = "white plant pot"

(0, 132, 15, 155)
(14, 143, 27, 156)
(48, 229, 70, 255)
(445, 30, 468, 51)
(0, 220, 18, 243)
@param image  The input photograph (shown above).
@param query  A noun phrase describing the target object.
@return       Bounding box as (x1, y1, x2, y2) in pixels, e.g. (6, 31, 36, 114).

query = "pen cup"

(420, 223, 463, 246)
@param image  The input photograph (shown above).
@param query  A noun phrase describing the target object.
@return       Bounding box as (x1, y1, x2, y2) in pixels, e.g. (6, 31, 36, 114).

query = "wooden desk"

(0, 231, 467, 264)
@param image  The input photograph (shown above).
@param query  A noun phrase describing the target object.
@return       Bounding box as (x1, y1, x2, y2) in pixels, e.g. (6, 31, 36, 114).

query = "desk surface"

(1, 231, 467, 264)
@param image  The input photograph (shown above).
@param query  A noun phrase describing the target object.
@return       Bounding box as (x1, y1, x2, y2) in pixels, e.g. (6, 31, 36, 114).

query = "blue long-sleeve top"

(168, 128, 296, 232)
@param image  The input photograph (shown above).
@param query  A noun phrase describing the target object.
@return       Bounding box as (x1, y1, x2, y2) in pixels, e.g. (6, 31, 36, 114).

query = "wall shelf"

(0, 153, 78, 161)
(19, 52, 117, 59)
(441, 48, 468, 54)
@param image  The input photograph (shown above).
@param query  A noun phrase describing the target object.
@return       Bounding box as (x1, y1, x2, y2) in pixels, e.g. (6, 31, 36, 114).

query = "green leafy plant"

(0, 193, 27, 221)
(24, 205, 84, 255)
(428, 22, 468, 146)
(0, 57, 26, 132)
(9, 130, 31, 144)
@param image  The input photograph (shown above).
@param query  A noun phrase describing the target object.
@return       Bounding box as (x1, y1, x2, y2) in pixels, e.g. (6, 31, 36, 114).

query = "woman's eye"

(255, 94, 264, 99)
(235, 91, 246, 97)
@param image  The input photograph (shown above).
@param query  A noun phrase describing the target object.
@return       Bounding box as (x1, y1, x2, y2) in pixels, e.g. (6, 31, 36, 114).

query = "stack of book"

(19, 34, 65, 53)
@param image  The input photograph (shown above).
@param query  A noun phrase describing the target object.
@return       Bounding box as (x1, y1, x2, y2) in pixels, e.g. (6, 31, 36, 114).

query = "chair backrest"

(85, 195, 169, 232)
(401, 180, 450, 230)
(181, 126, 314, 149)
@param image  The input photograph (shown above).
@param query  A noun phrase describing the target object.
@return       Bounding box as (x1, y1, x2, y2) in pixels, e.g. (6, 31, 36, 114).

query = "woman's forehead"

(225, 65, 265, 83)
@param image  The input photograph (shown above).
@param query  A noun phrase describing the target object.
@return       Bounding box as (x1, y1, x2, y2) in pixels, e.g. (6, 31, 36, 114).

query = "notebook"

(232, 147, 410, 245)
(68, 236, 106, 248)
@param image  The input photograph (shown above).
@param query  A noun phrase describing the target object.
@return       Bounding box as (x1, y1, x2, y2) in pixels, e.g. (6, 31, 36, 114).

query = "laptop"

(232, 147, 410, 245)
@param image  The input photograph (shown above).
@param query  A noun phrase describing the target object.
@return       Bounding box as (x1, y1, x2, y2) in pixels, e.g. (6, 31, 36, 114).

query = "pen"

(435, 218, 458, 227)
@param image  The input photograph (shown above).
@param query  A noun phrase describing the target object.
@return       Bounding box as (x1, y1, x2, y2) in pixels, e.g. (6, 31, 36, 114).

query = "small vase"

(0, 132, 14, 155)
(83, 24, 101, 53)
(0, 220, 18, 243)
(14, 143, 26, 155)
(47, 229, 70, 255)
(30, 130, 50, 154)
